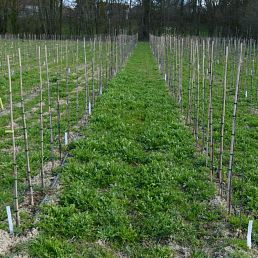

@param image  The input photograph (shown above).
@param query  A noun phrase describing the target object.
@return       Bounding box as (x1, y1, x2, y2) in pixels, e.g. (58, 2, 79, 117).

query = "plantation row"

(19, 43, 256, 257)
(150, 35, 257, 220)
(0, 34, 137, 230)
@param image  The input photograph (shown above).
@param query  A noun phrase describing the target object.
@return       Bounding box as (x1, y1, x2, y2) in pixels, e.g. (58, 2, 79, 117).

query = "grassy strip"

(25, 43, 254, 257)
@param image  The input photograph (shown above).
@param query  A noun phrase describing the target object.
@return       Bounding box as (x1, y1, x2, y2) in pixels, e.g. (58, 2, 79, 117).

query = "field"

(150, 35, 258, 216)
(0, 35, 136, 230)
(0, 37, 257, 257)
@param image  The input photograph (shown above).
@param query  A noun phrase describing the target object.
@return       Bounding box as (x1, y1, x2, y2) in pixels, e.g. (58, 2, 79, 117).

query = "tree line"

(0, 0, 258, 39)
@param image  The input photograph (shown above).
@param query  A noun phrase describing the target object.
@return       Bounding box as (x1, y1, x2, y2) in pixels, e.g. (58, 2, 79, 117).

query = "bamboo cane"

(218, 46, 229, 196)
(227, 43, 243, 213)
(7, 55, 20, 226)
(18, 48, 34, 205)
(187, 41, 193, 124)
(196, 41, 200, 146)
(201, 40, 206, 151)
(38, 46, 45, 189)
(65, 42, 70, 141)
(83, 38, 90, 115)
(209, 41, 214, 180)
(45, 45, 54, 169)
(56, 80, 62, 164)
(75, 39, 80, 125)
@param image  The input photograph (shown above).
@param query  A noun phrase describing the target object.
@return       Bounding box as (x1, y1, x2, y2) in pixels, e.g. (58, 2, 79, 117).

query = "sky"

(64, 0, 76, 8)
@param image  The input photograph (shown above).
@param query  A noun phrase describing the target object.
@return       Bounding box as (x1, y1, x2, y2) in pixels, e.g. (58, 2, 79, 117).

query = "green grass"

(23, 43, 255, 257)
(178, 44, 258, 216)
(0, 38, 117, 224)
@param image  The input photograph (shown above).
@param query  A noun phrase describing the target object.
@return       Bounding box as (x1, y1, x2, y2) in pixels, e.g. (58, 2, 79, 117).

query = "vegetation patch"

(25, 43, 256, 257)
